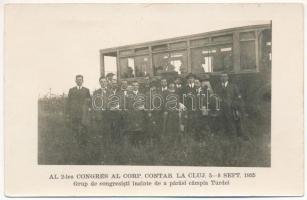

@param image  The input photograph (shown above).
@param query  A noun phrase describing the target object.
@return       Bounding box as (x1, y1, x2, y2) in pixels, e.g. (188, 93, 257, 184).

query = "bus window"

(103, 54, 117, 78)
(153, 51, 187, 75)
(119, 55, 150, 78)
(119, 57, 135, 78)
(153, 52, 169, 75)
(191, 45, 232, 73)
(191, 47, 212, 73)
(213, 45, 233, 72)
(134, 55, 150, 77)
(240, 40, 256, 70)
(259, 29, 272, 69)
(170, 51, 188, 75)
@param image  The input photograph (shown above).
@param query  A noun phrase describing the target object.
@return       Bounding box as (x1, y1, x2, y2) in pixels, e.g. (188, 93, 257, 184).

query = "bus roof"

(100, 23, 271, 53)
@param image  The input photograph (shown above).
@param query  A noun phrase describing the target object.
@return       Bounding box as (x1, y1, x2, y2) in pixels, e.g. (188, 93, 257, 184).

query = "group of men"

(66, 72, 247, 148)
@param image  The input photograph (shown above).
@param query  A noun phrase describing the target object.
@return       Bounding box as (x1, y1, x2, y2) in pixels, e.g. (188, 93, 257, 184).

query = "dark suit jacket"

(92, 88, 107, 110)
(126, 90, 146, 131)
(175, 84, 184, 103)
(106, 88, 121, 110)
(67, 86, 91, 118)
(183, 84, 197, 111)
(217, 82, 241, 110)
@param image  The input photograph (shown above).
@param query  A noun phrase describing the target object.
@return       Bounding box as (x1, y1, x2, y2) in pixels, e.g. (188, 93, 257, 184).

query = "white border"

(0, 1, 305, 200)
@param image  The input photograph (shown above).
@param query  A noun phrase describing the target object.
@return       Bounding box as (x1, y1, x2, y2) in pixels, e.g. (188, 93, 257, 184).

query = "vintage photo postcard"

(4, 3, 304, 197)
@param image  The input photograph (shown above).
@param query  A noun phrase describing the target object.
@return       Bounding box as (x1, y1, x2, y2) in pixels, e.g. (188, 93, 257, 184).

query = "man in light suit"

(67, 74, 91, 147)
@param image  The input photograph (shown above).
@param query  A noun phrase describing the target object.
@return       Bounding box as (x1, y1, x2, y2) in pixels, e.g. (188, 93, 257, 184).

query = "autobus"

(100, 24, 272, 117)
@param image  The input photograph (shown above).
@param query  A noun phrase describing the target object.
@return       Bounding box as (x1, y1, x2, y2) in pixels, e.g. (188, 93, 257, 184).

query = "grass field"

(38, 99, 270, 167)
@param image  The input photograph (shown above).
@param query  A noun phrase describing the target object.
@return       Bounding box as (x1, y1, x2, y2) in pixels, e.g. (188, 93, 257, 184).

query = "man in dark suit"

(140, 74, 151, 93)
(67, 74, 91, 147)
(194, 75, 212, 142)
(126, 81, 146, 146)
(159, 78, 168, 95)
(183, 73, 197, 136)
(92, 76, 109, 146)
(106, 79, 121, 144)
(174, 76, 184, 103)
(217, 73, 249, 165)
(145, 80, 162, 146)
(218, 73, 245, 139)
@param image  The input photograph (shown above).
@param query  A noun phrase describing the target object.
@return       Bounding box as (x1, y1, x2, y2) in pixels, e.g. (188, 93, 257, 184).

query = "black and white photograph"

(5, 3, 304, 197)
(37, 16, 272, 166)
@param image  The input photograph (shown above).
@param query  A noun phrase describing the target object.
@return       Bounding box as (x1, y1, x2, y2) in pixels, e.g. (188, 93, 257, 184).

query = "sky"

(5, 4, 269, 96)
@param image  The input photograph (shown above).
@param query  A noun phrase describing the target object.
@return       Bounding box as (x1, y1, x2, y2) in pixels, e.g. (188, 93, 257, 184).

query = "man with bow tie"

(67, 74, 91, 148)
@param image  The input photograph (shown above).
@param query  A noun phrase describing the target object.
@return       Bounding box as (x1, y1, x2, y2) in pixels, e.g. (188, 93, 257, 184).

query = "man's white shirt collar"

(223, 81, 229, 87)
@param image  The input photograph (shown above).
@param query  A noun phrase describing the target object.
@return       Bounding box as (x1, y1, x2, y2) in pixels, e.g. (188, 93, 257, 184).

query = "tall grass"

(38, 98, 270, 167)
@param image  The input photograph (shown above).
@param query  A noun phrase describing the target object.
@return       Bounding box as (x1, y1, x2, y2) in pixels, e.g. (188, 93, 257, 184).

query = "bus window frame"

(100, 25, 271, 80)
